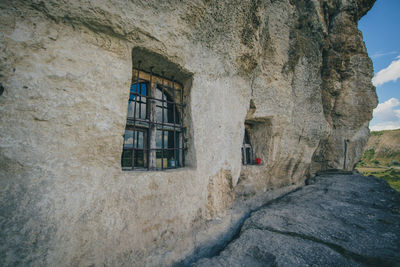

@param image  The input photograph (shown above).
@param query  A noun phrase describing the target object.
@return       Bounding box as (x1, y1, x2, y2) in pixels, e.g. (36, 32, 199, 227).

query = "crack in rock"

(248, 225, 392, 266)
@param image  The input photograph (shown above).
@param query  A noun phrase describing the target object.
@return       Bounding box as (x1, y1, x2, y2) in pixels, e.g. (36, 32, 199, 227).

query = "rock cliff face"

(0, 0, 377, 265)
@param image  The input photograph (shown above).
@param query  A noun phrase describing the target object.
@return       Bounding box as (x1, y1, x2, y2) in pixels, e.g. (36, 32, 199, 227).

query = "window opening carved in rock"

(122, 61, 185, 171)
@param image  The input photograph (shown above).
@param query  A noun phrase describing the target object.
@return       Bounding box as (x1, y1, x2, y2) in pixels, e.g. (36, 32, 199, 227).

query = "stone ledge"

(193, 174, 400, 266)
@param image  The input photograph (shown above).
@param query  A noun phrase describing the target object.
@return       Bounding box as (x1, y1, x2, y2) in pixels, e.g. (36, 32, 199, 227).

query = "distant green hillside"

(359, 129, 400, 166)
(357, 129, 400, 191)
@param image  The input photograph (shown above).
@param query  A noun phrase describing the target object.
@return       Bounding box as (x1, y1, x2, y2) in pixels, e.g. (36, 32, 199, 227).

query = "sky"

(358, 0, 400, 131)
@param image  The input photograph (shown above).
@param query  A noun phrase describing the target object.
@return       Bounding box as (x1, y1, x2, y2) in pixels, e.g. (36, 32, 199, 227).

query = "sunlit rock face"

(0, 0, 376, 265)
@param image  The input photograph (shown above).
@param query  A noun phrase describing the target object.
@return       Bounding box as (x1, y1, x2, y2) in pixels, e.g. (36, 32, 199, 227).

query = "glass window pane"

(156, 130, 168, 149)
(139, 83, 147, 119)
(124, 130, 133, 148)
(127, 101, 135, 118)
(156, 104, 164, 123)
(175, 107, 180, 123)
(140, 103, 146, 119)
(156, 100, 165, 123)
(139, 83, 147, 96)
(168, 131, 175, 148)
(129, 83, 147, 119)
(157, 105, 178, 123)
(156, 150, 167, 168)
(166, 150, 179, 168)
(246, 147, 252, 164)
(167, 102, 174, 123)
(134, 130, 146, 149)
(155, 88, 163, 101)
(244, 129, 250, 144)
(130, 83, 147, 98)
(176, 132, 180, 148)
(156, 131, 161, 148)
(129, 84, 136, 101)
(156, 88, 173, 123)
(134, 150, 146, 168)
(137, 104, 145, 119)
(121, 148, 132, 168)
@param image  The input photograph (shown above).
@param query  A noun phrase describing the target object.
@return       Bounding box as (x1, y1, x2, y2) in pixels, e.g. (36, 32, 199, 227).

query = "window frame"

(122, 64, 185, 171)
(242, 127, 254, 165)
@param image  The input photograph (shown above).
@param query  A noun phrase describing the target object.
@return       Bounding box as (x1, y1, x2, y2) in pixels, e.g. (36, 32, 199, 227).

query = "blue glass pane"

(129, 84, 137, 101)
(141, 83, 147, 95)
(130, 83, 147, 101)
(128, 83, 147, 119)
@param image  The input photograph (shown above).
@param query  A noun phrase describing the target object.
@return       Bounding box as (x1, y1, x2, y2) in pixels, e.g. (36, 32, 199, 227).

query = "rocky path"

(193, 174, 400, 266)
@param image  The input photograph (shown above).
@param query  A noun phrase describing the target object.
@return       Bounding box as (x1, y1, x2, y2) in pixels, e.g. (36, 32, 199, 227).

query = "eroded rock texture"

(194, 174, 400, 266)
(0, 0, 377, 265)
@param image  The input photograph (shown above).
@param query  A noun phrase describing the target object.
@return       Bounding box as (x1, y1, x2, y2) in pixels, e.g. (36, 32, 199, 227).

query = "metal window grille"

(242, 128, 254, 165)
(121, 61, 185, 170)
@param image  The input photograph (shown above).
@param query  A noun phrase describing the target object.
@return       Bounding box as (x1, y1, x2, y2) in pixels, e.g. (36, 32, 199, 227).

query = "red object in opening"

(256, 158, 261, 165)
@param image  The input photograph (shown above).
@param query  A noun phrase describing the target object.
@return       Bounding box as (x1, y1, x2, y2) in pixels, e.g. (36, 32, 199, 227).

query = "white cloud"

(370, 122, 400, 131)
(372, 56, 400, 86)
(370, 98, 400, 131)
(370, 51, 398, 59)
(373, 98, 400, 119)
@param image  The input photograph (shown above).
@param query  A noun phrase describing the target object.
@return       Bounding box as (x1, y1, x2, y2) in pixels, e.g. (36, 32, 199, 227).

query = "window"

(242, 127, 254, 165)
(122, 63, 185, 170)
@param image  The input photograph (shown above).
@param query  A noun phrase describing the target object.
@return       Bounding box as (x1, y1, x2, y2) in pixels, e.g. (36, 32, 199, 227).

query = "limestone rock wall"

(0, 0, 376, 265)
(310, 0, 378, 172)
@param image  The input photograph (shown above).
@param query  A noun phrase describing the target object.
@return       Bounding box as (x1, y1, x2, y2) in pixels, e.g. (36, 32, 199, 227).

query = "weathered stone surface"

(0, 0, 377, 265)
(193, 173, 400, 266)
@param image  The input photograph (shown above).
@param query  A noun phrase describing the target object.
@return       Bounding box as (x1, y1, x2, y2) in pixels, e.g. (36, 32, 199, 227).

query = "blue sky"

(358, 0, 400, 131)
